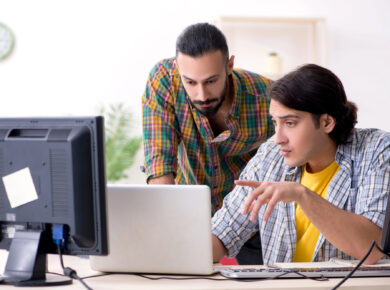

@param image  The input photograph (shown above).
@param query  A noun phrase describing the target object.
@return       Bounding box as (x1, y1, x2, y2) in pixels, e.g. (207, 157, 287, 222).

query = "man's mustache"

(192, 98, 218, 105)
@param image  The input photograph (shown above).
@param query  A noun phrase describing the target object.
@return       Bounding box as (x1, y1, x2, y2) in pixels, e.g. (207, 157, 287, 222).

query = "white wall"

(1, 0, 389, 135)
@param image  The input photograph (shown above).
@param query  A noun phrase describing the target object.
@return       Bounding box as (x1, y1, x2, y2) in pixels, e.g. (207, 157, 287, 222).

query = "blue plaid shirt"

(212, 128, 390, 265)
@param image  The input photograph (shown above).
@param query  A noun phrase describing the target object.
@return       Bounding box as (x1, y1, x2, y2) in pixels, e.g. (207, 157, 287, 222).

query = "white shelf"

(214, 16, 327, 79)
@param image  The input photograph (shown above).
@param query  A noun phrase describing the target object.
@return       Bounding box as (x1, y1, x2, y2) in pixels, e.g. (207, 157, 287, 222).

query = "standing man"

(142, 23, 274, 264)
(212, 64, 390, 265)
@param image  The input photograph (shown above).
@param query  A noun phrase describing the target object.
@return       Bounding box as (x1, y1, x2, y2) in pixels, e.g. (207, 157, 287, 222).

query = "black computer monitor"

(0, 116, 108, 286)
(381, 194, 390, 253)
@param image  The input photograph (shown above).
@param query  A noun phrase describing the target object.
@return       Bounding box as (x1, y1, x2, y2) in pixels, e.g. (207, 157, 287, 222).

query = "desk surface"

(1, 250, 390, 290)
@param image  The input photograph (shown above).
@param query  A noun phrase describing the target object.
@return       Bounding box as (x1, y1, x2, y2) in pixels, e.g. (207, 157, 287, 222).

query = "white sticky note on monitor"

(2, 167, 39, 208)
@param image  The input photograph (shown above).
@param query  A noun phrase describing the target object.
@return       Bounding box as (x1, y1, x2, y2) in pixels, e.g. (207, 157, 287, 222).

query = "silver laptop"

(89, 184, 214, 275)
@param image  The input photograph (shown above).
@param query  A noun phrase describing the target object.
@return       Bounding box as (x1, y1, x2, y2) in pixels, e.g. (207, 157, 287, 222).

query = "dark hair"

(270, 64, 357, 145)
(175, 23, 229, 60)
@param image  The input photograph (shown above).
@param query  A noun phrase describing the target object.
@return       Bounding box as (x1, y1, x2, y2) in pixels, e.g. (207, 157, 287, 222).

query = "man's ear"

(321, 114, 336, 134)
(227, 55, 235, 75)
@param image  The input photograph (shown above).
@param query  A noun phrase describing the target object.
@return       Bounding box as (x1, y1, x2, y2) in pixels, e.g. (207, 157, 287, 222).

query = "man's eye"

(207, 79, 216, 84)
(185, 80, 195, 85)
(286, 122, 295, 127)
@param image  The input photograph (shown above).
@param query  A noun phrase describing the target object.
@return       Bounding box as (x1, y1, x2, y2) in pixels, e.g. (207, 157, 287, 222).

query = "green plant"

(100, 103, 142, 182)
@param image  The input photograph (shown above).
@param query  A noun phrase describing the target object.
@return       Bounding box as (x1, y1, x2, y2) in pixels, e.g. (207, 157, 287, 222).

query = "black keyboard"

(218, 267, 390, 279)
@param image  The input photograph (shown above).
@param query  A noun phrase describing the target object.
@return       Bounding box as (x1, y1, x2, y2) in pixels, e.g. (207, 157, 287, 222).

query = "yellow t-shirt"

(293, 160, 340, 262)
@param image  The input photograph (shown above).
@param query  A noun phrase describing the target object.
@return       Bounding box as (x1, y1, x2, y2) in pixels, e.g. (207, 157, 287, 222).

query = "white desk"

(1, 250, 390, 289)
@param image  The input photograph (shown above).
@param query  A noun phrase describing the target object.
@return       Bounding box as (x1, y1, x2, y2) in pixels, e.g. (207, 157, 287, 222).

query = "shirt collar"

(230, 70, 242, 119)
(335, 129, 356, 173)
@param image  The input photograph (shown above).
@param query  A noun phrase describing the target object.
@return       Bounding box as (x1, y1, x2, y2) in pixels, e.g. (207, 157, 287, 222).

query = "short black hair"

(175, 23, 229, 60)
(269, 64, 358, 145)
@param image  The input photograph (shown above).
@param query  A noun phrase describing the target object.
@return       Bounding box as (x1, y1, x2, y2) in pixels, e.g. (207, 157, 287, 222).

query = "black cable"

(132, 272, 293, 282)
(331, 240, 376, 290)
(292, 271, 328, 281)
(135, 273, 234, 281)
(81, 272, 233, 282)
(47, 271, 66, 277)
(64, 267, 93, 290)
(81, 271, 282, 282)
(81, 273, 114, 280)
(375, 243, 390, 258)
(57, 244, 65, 269)
(80, 269, 328, 283)
(56, 244, 93, 290)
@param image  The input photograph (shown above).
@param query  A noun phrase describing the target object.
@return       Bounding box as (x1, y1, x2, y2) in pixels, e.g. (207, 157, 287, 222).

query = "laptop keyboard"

(218, 266, 390, 279)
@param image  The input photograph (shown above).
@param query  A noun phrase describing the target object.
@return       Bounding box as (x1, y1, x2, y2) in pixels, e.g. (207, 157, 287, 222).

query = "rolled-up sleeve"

(211, 148, 265, 257)
(142, 62, 180, 181)
(355, 134, 390, 228)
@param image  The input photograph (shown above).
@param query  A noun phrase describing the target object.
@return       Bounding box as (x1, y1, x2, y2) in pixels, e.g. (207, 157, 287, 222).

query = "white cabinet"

(214, 16, 327, 79)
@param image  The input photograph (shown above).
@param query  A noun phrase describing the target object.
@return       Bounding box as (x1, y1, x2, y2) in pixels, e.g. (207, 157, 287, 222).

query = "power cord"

(290, 271, 328, 281)
(331, 240, 378, 290)
(52, 224, 93, 290)
(376, 243, 390, 258)
(83, 272, 286, 282)
(80, 270, 327, 283)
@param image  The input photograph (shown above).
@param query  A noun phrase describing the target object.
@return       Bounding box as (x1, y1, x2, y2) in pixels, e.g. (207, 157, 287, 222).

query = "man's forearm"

(212, 235, 227, 263)
(148, 173, 175, 184)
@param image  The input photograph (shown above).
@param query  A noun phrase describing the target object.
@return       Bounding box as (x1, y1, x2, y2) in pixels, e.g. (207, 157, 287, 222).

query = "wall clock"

(0, 23, 15, 61)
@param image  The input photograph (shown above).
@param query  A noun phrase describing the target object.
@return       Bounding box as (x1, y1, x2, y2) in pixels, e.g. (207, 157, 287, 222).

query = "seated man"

(212, 64, 390, 265)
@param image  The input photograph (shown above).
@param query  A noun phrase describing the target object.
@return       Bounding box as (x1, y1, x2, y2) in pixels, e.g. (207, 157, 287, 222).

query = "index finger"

(234, 180, 262, 188)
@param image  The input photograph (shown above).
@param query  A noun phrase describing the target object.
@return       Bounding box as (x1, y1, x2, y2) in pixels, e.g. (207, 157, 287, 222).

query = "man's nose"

(197, 85, 207, 102)
(274, 127, 287, 145)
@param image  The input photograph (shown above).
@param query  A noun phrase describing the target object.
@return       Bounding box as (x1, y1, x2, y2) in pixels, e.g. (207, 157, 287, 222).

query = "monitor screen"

(0, 116, 107, 286)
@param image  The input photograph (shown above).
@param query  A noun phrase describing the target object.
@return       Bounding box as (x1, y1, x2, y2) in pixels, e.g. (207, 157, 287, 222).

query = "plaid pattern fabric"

(142, 58, 274, 214)
(212, 128, 390, 265)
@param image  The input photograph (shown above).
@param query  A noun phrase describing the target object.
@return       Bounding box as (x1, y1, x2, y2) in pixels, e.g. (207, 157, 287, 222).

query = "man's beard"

(187, 77, 229, 118)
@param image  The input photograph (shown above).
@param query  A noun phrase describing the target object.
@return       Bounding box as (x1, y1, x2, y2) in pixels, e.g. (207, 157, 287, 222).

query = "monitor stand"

(0, 230, 72, 286)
